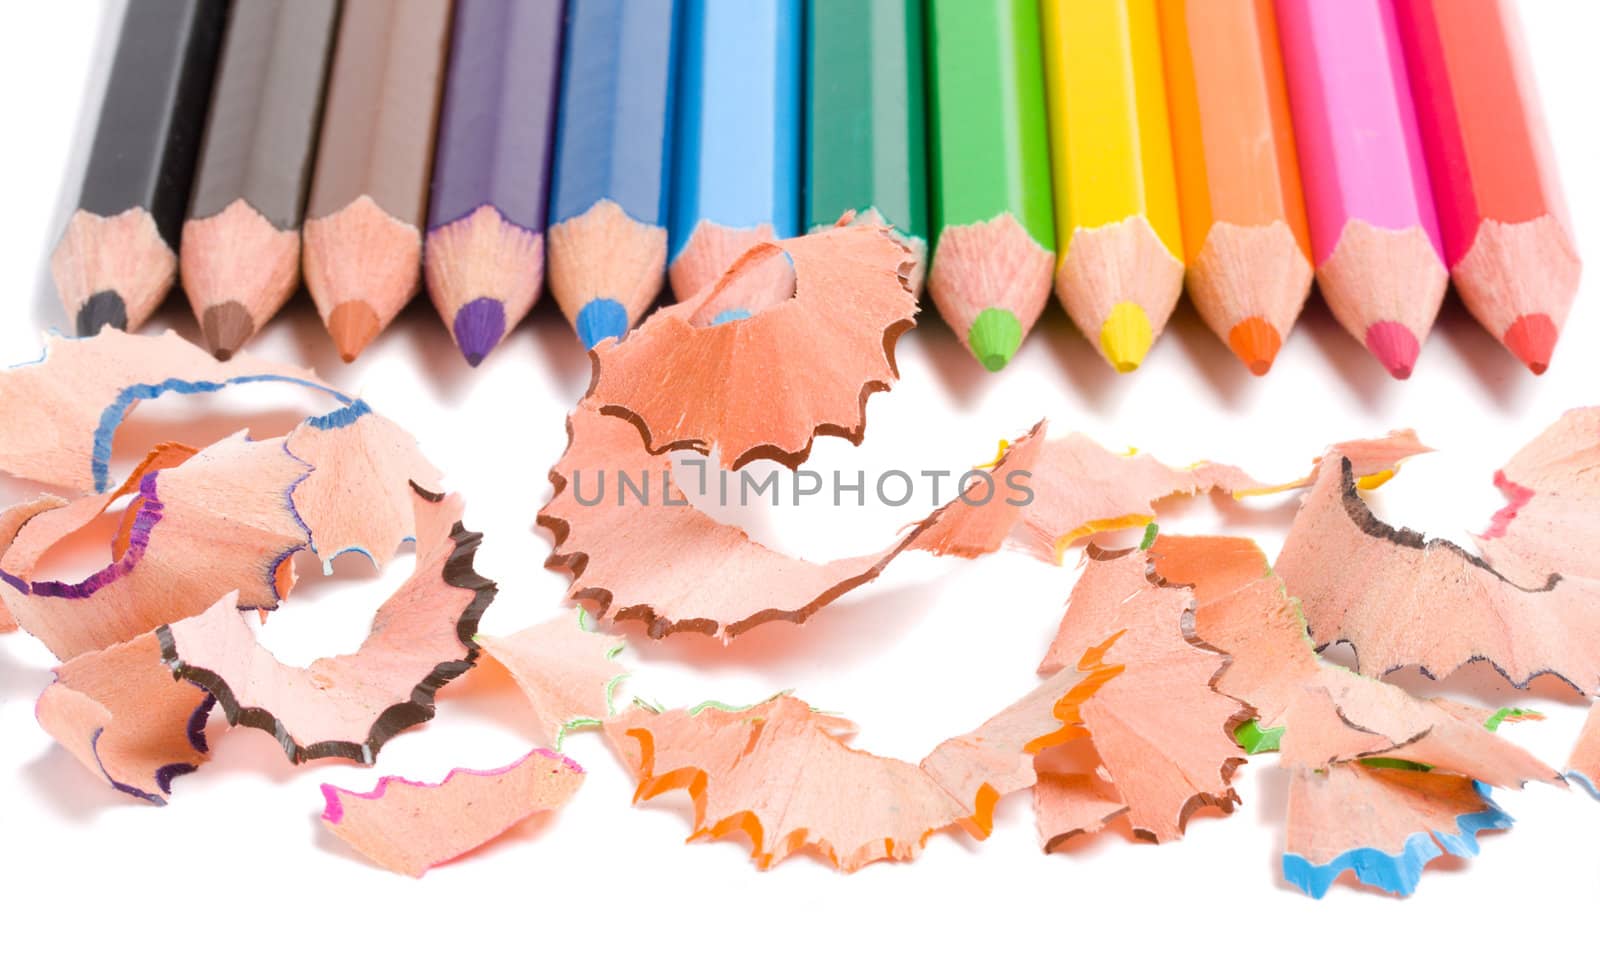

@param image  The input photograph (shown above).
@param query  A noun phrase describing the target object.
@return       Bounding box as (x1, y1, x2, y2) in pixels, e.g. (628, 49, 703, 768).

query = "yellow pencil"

(1040, 0, 1184, 373)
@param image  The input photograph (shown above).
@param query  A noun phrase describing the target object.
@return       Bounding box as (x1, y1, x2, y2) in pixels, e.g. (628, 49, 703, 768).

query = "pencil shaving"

(920, 646, 1125, 836)
(0, 329, 344, 493)
(1278, 455, 1600, 692)
(0, 433, 309, 661)
(538, 400, 945, 642)
(1569, 705, 1600, 799)
(320, 747, 583, 877)
(285, 400, 444, 570)
(477, 614, 628, 748)
(1051, 534, 1554, 895)
(911, 422, 1428, 563)
(1283, 764, 1511, 899)
(34, 630, 214, 804)
(159, 489, 494, 765)
(590, 224, 917, 471)
(1476, 406, 1600, 584)
(1041, 550, 1249, 842)
(605, 695, 969, 872)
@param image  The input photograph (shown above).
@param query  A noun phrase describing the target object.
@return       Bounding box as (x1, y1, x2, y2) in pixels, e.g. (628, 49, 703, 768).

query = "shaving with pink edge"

(1278, 454, 1600, 692)
(1475, 407, 1600, 584)
(320, 747, 584, 877)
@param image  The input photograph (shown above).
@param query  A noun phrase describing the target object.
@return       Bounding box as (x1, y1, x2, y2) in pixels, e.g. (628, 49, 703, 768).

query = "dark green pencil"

(804, 0, 927, 288)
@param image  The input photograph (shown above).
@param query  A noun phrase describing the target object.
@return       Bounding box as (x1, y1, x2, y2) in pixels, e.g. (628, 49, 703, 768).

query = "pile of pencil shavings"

(4, 224, 1597, 893)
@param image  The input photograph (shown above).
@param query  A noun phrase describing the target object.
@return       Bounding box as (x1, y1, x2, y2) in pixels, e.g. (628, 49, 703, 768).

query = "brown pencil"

(301, 0, 452, 362)
(181, 0, 338, 359)
(51, 0, 227, 335)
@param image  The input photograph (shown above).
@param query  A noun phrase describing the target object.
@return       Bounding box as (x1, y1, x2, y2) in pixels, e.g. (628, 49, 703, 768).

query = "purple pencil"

(424, 0, 565, 366)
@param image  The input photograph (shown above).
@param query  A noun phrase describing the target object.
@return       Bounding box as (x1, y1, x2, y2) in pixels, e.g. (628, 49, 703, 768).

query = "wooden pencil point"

(1054, 215, 1183, 372)
(1503, 313, 1557, 376)
(200, 301, 253, 360)
(548, 199, 667, 341)
(423, 204, 544, 361)
(329, 301, 381, 363)
(52, 209, 178, 333)
(1317, 220, 1448, 376)
(302, 194, 424, 359)
(927, 212, 1053, 367)
(181, 200, 302, 351)
(1451, 215, 1580, 369)
(669, 222, 777, 300)
(1188, 223, 1312, 373)
(1227, 317, 1281, 377)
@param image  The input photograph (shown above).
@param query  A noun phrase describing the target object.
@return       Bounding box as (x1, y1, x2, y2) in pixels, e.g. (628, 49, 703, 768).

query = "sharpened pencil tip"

(1503, 313, 1556, 375)
(968, 308, 1021, 372)
(576, 299, 629, 349)
(1228, 317, 1281, 376)
(1364, 321, 1419, 380)
(328, 300, 381, 363)
(453, 297, 507, 367)
(1099, 302, 1152, 374)
(76, 290, 127, 336)
(200, 301, 254, 361)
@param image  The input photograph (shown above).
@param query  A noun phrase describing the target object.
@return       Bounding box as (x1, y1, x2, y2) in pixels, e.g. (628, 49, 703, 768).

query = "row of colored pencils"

(53, 0, 1577, 378)
(928, 0, 1578, 377)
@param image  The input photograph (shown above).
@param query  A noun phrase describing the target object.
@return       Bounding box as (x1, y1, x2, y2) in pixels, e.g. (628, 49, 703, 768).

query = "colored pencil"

(1040, 0, 1183, 374)
(1276, 0, 1447, 380)
(51, 0, 227, 336)
(302, 0, 452, 363)
(667, 0, 802, 300)
(1394, 0, 1580, 375)
(1159, 0, 1312, 375)
(425, 0, 565, 367)
(926, 0, 1055, 372)
(547, 0, 678, 349)
(804, 0, 928, 289)
(181, 0, 338, 360)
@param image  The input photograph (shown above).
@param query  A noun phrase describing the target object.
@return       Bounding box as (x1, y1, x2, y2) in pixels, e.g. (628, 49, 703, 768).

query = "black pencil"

(181, 0, 337, 359)
(52, 0, 229, 336)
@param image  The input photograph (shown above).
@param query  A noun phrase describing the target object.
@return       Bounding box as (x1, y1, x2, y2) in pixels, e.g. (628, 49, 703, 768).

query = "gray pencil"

(181, 0, 339, 359)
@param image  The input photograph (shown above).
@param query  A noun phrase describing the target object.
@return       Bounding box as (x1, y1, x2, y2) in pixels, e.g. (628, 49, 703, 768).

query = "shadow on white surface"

(22, 743, 133, 820)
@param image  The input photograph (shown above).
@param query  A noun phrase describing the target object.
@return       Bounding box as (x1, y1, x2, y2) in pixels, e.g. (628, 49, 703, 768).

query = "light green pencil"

(925, 0, 1056, 371)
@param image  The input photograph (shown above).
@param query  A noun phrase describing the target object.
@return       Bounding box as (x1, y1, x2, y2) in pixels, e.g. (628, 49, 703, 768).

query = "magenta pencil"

(1275, 0, 1446, 380)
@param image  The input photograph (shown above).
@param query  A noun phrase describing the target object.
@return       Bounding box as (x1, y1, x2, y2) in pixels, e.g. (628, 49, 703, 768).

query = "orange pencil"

(1160, 0, 1312, 375)
(1394, 0, 1580, 374)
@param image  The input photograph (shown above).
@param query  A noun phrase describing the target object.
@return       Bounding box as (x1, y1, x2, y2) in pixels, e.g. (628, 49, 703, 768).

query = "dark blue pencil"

(547, 0, 679, 348)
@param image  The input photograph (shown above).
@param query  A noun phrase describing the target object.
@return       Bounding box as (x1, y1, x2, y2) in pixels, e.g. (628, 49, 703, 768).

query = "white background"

(3, 1, 1598, 960)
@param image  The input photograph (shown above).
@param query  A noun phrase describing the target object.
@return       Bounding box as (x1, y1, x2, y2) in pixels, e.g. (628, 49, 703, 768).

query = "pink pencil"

(1275, 0, 1447, 380)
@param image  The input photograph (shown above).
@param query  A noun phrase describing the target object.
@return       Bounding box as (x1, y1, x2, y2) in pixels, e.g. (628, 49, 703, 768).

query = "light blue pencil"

(666, 0, 801, 300)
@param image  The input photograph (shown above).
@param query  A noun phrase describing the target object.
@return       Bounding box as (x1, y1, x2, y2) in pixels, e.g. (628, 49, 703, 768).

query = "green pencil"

(804, 0, 928, 289)
(926, 0, 1055, 371)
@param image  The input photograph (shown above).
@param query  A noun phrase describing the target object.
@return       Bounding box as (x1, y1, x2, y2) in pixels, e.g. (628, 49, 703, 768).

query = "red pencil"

(1394, 0, 1580, 374)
